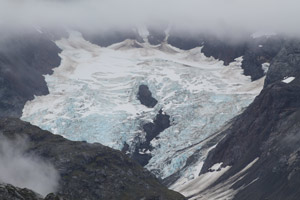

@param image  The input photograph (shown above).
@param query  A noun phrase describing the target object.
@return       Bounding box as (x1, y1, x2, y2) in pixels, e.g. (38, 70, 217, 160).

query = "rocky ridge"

(0, 118, 185, 200)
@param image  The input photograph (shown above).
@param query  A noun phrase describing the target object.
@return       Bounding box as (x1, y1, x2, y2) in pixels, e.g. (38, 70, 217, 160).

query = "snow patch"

(210, 162, 223, 171)
(262, 62, 270, 74)
(174, 165, 231, 198)
(251, 31, 276, 39)
(282, 76, 295, 84)
(174, 157, 260, 200)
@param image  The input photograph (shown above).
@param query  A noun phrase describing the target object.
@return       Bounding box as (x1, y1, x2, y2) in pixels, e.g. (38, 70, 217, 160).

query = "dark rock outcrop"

(137, 84, 158, 108)
(143, 109, 171, 142)
(167, 29, 205, 50)
(242, 36, 284, 81)
(134, 85, 171, 166)
(147, 25, 167, 45)
(0, 28, 62, 118)
(168, 31, 246, 65)
(168, 29, 286, 81)
(82, 28, 144, 47)
(200, 41, 300, 199)
(201, 38, 247, 66)
(0, 118, 185, 200)
(132, 109, 171, 166)
(265, 39, 300, 87)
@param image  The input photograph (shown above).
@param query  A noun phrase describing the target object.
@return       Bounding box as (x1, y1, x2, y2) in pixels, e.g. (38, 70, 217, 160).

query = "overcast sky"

(0, 0, 299, 37)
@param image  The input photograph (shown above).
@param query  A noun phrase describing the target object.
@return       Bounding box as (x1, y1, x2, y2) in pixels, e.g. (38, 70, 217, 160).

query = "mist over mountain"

(0, 135, 59, 196)
(1, 0, 300, 39)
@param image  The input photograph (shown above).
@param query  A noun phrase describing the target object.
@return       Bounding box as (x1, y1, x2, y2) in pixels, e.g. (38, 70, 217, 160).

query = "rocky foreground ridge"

(0, 118, 185, 200)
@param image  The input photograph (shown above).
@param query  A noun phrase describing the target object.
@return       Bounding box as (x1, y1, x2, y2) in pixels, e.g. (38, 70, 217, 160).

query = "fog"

(0, 0, 299, 37)
(0, 135, 59, 196)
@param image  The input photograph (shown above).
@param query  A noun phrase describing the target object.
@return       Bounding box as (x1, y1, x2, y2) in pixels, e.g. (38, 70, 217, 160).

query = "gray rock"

(201, 73, 300, 199)
(265, 39, 300, 86)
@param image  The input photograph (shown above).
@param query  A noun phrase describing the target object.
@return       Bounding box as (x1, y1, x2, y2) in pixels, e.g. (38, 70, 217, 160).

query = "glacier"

(21, 31, 264, 186)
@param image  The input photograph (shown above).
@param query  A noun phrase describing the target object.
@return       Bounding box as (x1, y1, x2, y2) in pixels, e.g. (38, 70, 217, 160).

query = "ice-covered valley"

(21, 31, 264, 193)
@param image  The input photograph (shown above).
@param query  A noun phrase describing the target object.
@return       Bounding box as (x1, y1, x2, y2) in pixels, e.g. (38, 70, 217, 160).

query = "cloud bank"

(0, 0, 299, 37)
(0, 135, 59, 196)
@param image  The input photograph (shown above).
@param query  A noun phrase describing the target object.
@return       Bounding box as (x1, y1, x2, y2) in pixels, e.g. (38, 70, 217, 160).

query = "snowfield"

(21, 31, 264, 194)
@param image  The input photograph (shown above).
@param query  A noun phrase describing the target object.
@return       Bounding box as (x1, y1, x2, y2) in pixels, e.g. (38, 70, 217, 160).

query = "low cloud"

(0, 0, 299, 38)
(0, 135, 59, 196)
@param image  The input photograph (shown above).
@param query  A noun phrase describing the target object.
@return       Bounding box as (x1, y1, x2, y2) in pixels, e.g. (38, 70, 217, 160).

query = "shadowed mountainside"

(0, 28, 62, 118)
(200, 40, 300, 200)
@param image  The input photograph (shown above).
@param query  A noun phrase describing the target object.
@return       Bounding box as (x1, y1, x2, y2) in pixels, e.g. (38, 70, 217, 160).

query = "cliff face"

(0, 118, 185, 200)
(200, 40, 300, 200)
(265, 39, 300, 87)
(0, 28, 61, 118)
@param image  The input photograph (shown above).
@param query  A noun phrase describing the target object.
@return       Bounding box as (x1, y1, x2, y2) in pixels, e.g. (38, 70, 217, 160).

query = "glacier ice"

(21, 31, 264, 183)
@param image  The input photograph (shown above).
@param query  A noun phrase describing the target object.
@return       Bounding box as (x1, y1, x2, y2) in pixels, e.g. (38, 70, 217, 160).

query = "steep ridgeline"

(167, 29, 284, 81)
(0, 28, 62, 118)
(190, 40, 300, 200)
(0, 118, 185, 200)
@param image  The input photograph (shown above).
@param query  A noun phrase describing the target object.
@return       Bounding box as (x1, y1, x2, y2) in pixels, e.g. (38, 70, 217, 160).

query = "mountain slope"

(179, 40, 300, 200)
(0, 118, 185, 200)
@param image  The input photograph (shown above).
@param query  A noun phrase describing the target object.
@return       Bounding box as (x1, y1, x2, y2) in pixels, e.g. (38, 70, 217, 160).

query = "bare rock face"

(265, 39, 300, 87)
(137, 84, 158, 108)
(0, 118, 185, 200)
(241, 36, 284, 81)
(147, 25, 167, 45)
(0, 28, 62, 118)
(200, 41, 300, 200)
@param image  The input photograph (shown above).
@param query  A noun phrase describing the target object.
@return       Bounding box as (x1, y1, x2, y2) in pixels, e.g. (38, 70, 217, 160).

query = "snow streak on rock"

(22, 32, 264, 182)
(172, 158, 259, 200)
